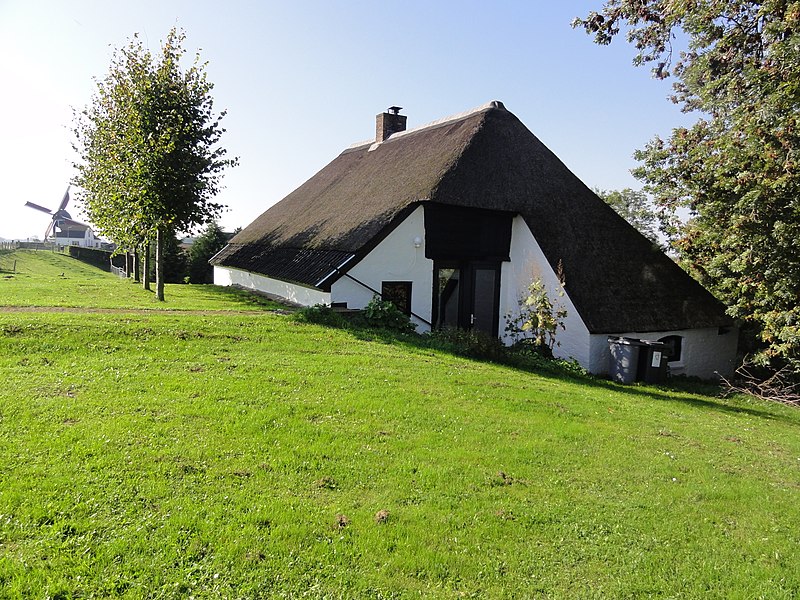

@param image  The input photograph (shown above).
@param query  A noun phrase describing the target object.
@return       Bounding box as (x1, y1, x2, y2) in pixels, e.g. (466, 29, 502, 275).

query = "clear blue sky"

(0, 0, 694, 241)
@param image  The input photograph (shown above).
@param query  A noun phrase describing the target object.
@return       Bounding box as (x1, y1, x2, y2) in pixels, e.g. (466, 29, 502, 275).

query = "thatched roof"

(213, 101, 730, 333)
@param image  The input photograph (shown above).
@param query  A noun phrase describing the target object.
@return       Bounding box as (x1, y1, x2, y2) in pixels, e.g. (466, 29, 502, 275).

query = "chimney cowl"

(376, 107, 407, 142)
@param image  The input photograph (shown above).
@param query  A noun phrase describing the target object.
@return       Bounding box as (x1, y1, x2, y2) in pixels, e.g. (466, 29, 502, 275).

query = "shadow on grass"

(586, 376, 796, 423)
(292, 314, 797, 425)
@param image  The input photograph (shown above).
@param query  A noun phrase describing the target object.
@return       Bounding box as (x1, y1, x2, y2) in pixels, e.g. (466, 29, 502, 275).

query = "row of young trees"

(128, 221, 232, 285)
(72, 28, 236, 300)
(577, 1, 800, 375)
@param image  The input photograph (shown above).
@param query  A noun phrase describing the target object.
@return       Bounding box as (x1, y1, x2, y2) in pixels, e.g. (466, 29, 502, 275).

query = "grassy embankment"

(1, 250, 798, 598)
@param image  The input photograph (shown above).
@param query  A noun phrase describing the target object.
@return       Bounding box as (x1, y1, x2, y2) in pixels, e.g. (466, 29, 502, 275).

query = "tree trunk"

(133, 250, 141, 283)
(142, 242, 152, 291)
(155, 228, 165, 301)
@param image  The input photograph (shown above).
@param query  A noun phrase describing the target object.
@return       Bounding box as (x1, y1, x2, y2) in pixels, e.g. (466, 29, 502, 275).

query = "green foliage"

(426, 326, 508, 361)
(504, 277, 567, 352)
(424, 327, 589, 378)
(73, 28, 237, 301)
(508, 341, 590, 378)
(292, 296, 578, 376)
(575, 1, 800, 375)
(187, 222, 230, 283)
(292, 304, 349, 328)
(133, 235, 187, 284)
(162, 232, 188, 284)
(65, 246, 113, 271)
(361, 295, 417, 334)
(593, 187, 663, 246)
(294, 297, 416, 335)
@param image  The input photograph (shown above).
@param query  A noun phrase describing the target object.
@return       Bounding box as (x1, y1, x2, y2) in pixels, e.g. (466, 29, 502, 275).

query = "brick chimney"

(376, 106, 406, 142)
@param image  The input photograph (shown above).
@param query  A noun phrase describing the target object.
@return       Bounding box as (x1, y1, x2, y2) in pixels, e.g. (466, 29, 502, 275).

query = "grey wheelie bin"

(607, 337, 646, 384)
(637, 339, 669, 384)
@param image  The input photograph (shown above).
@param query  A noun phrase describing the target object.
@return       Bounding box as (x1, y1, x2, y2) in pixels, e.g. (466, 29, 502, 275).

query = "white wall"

(589, 326, 738, 380)
(500, 216, 592, 366)
(213, 265, 330, 306)
(330, 206, 433, 331)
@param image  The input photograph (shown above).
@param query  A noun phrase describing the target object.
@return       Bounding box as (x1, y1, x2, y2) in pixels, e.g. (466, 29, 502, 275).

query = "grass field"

(0, 250, 281, 312)
(1, 250, 799, 598)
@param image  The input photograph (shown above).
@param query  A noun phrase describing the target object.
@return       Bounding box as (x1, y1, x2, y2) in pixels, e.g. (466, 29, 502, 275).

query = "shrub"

(427, 327, 507, 362)
(425, 328, 587, 379)
(361, 296, 417, 334)
(292, 297, 586, 379)
(505, 277, 567, 352)
(66, 246, 114, 271)
(508, 337, 554, 360)
(292, 304, 348, 328)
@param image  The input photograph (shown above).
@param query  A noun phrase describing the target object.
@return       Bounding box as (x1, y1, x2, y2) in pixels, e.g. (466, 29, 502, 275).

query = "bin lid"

(638, 339, 670, 350)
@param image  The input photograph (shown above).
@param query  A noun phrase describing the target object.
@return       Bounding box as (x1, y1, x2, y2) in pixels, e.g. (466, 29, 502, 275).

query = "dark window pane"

(382, 281, 412, 316)
(658, 335, 683, 362)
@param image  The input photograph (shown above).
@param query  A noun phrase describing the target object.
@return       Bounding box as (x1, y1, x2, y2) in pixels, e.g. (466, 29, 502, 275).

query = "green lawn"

(0, 249, 282, 311)
(1, 250, 798, 598)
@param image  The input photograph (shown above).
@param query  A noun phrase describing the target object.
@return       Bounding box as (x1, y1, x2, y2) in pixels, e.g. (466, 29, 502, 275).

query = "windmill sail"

(57, 188, 70, 212)
(24, 201, 53, 215)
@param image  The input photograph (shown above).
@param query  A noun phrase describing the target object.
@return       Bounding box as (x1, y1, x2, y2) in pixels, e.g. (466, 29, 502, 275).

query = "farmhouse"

(212, 101, 737, 378)
(53, 222, 102, 249)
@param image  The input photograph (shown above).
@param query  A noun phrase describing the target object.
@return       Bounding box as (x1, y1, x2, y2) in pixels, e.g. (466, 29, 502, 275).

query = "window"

(434, 266, 460, 328)
(658, 335, 683, 362)
(381, 281, 412, 316)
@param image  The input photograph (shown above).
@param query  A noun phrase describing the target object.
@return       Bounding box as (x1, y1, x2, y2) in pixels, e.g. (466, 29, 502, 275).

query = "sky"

(0, 0, 696, 242)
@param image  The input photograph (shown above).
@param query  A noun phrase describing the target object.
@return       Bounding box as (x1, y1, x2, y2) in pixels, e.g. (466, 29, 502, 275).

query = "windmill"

(24, 187, 90, 242)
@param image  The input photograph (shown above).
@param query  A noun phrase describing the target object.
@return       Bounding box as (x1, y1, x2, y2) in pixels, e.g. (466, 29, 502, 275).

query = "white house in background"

(24, 187, 102, 248)
(212, 101, 738, 379)
(52, 222, 102, 248)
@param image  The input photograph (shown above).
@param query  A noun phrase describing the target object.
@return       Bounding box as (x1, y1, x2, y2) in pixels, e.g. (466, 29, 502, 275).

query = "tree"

(187, 221, 230, 283)
(162, 233, 189, 284)
(575, 2, 800, 373)
(136, 234, 187, 283)
(593, 187, 662, 246)
(73, 28, 237, 301)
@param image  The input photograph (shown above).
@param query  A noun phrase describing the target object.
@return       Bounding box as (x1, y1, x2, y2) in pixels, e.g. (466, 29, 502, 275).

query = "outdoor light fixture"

(413, 236, 422, 248)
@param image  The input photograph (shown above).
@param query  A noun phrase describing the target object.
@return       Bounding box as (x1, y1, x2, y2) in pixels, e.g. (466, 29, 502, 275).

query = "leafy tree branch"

(576, 1, 800, 374)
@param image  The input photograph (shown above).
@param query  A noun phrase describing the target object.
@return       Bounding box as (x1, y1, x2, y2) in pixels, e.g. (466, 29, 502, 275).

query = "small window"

(658, 335, 683, 362)
(382, 281, 412, 316)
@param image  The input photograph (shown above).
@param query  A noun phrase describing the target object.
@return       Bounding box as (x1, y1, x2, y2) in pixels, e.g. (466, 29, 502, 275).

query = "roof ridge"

(388, 100, 506, 142)
(346, 100, 506, 150)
